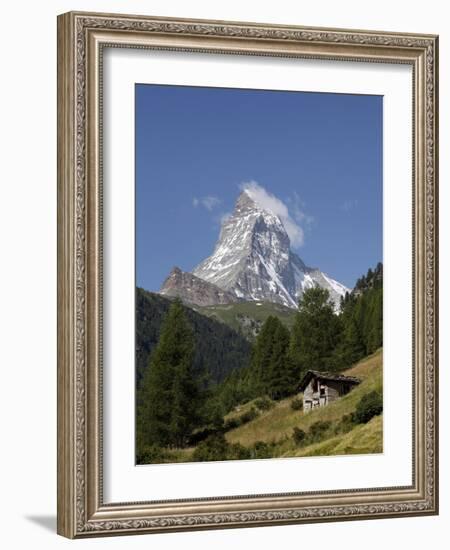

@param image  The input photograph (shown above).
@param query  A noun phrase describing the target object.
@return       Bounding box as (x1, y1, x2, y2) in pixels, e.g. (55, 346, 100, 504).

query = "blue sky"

(136, 84, 382, 292)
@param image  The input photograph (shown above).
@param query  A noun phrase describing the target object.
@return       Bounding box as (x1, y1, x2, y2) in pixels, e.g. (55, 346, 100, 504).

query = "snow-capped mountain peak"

(191, 190, 349, 310)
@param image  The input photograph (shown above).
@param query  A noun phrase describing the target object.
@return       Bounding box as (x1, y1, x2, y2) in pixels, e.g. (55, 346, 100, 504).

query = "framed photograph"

(57, 11, 439, 538)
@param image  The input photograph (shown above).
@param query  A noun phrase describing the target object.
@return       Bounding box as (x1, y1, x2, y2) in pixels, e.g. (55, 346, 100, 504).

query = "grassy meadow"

(145, 349, 383, 464)
(193, 300, 297, 339)
(136, 271, 383, 465)
(224, 348, 383, 456)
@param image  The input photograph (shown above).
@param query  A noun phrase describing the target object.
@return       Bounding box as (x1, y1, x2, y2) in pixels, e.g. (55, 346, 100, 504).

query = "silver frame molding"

(57, 11, 439, 539)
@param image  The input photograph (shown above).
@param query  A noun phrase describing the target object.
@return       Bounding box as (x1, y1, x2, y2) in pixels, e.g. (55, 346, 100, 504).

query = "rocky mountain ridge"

(160, 267, 241, 307)
(160, 190, 349, 310)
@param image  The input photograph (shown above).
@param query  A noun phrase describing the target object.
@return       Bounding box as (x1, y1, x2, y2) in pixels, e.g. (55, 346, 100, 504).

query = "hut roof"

(297, 370, 361, 392)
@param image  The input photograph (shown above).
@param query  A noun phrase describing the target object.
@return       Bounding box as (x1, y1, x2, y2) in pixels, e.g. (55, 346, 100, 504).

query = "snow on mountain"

(191, 190, 349, 310)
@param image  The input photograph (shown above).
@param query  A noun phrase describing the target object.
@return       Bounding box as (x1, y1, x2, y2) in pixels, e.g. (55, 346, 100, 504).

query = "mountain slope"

(192, 190, 348, 310)
(143, 350, 383, 464)
(193, 300, 297, 340)
(160, 266, 241, 306)
(136, 288, 251, 387)
(225, 349, 382, 452)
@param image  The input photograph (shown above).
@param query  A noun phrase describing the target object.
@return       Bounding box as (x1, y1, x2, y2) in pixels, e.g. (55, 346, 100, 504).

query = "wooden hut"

(298, 371, 360, 411)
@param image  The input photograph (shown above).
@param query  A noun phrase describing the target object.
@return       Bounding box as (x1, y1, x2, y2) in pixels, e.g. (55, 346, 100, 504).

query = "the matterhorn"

(160, 188, 349, 310)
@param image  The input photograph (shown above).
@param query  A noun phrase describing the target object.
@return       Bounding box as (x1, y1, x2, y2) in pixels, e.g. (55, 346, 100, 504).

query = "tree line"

(217, 262, 382, 411)
(136, 288, 251, 388)
(136, 263, 382, 457)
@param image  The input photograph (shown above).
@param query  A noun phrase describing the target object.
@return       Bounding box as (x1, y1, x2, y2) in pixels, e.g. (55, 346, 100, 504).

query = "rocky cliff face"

(160, 267, 241, 307)
(192, 190, 349, 310)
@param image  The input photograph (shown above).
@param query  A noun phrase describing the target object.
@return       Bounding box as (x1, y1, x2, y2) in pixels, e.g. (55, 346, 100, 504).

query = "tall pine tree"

(137, 299, 199, 449)
(267, 319, 296, 399)
(333, 263, 383, 368)
(249, 316, 278, 396)
(248, 316, 295, 399)
(340, 314, 366, 366)
(290, 287, 342, 378)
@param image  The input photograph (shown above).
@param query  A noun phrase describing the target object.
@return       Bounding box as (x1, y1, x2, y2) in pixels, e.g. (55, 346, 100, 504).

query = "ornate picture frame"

(57, 11, 438, 538)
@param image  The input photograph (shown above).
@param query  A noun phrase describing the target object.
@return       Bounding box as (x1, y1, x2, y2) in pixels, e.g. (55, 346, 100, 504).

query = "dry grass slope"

(225, 349, 383, 456)
(287, 415, 383, 457)
(156, 350, 383, 463)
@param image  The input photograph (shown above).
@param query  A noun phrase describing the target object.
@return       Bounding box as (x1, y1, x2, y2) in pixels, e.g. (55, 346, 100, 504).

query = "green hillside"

(136, 288, 251, 386)
(136, 267, 383, 464)
(225, 349, 383, 457)
(139, 350, 383, 464)
(193, 300, 297, 339)
(290, 415, 382, 457)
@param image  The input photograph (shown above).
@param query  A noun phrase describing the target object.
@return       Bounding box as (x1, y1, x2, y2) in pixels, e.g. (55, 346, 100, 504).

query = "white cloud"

(341, 198, 358, 212)
(192, 195, 221, 211)
(241, 181, 307, 248)
(288, 191, 314, 229)
(212, 210, 232, 229)
(219, 211, 232, 225)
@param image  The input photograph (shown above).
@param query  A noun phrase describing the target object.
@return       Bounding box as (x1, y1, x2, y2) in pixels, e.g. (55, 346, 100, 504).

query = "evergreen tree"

(214, 366, 253, 413)
(246, 316, 296, 399)
(290, 287, 343, 378)
(374, 262, 383, 288)
(136, 288, 251, 389)
(249, 316, 278, 396)
(268, 319, 296, 399)
(342, 314, 366, 365)
(137, 299, 198, 449)
(332, 263, 383, 367)
(366, 287, 383, 353)
(170, 349, 200, 447)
